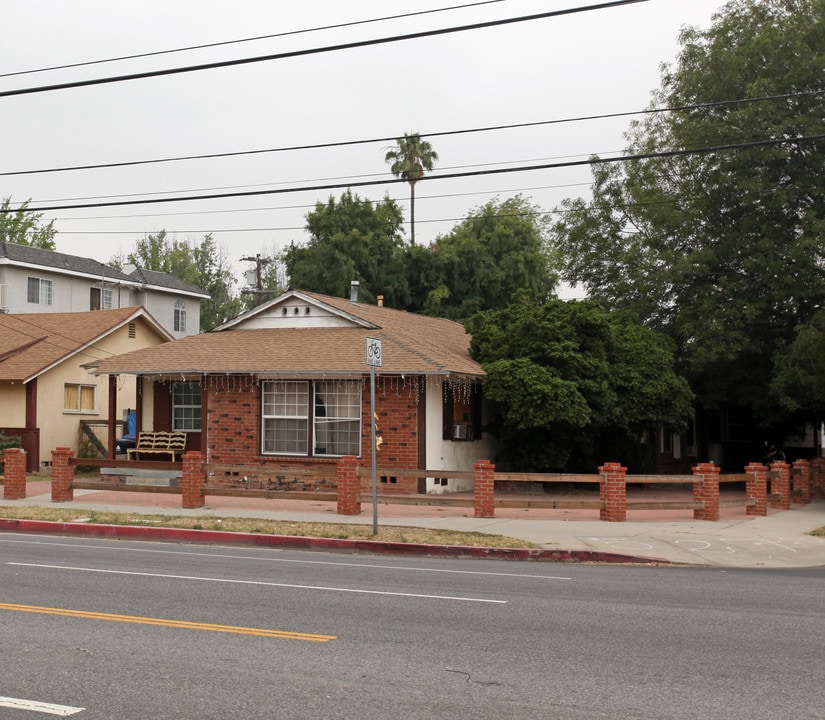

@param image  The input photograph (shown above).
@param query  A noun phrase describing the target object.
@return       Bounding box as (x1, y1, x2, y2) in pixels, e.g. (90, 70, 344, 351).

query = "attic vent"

(305, 306, 311, 314)
(128, 322, 136, 338)
(282, 307, 288, 316)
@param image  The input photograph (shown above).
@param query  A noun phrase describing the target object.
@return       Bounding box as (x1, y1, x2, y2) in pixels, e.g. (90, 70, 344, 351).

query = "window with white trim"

(262, 380, 361, 457)
(64, 383, 96, 414)
(172, 382, 201, 431)
(27, 277, 53, 305)
(174, 299, 186, 333)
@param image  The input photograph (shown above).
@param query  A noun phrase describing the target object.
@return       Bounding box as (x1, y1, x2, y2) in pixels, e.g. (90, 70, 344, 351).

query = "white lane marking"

(0, 536, 571, 580)
(0, 695, 84, 716)
(8, 563, 507, 604)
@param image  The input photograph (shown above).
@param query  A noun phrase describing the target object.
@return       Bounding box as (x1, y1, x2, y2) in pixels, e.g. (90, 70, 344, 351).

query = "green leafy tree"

(121, 231, 241, 332)
(0, 197, 57, 249)
(552, 0, 825, 435)
(385, 132, 438, 245)
(422, 196, 556, 320)
(467, 300, 693, 472)
(283, 190, 410, 306)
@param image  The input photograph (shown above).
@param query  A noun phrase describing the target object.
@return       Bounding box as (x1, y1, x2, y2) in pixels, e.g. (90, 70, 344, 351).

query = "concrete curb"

(0, 518, 669, 565)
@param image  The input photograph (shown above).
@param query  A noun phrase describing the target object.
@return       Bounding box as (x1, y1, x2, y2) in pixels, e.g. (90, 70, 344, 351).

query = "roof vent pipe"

(350, 280, 360, 303)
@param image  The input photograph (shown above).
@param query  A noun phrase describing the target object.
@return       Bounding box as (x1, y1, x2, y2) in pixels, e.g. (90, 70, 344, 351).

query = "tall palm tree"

(384, 133, 438, 245)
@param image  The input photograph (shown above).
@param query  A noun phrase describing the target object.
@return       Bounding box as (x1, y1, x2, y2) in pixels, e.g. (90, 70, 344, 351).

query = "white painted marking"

(0, 695, 84, 716)
(588, 537, 655, 551)
(8, 563, 507, 604)
(0, 536, 571, 580)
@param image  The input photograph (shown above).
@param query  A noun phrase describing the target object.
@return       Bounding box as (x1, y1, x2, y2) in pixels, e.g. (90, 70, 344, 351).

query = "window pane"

(172, 382, 201, 430)
(261, 381, 309, 455)
(40, 279, 52, 305)
(63, 384, 79, 411)
(27, 277, 39, 304)
(80, 386, 95, 411)
(313, 381, 361, 456)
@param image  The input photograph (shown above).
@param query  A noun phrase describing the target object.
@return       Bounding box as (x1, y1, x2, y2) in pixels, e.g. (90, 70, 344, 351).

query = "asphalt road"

(1, 532, 823, 719)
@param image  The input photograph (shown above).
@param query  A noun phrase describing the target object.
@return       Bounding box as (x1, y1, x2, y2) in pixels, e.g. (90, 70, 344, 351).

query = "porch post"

(108, 374, 118, 460)
(2, 447, 27, 500)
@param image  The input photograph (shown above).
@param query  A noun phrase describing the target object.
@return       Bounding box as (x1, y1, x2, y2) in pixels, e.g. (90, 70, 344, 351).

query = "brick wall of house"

(204, 374, 423, 493)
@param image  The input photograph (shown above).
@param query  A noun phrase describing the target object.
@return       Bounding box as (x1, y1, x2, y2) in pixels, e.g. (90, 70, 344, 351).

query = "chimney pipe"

(350, 280, 360, 303)
(377, 295, 384, 307)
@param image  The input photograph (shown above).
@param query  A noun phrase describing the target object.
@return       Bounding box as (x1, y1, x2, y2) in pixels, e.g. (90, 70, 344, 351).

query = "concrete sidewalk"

(2, 481, 824, 568)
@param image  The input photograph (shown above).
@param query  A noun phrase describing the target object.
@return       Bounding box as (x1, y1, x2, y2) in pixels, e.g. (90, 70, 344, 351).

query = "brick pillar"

(692, 462, 720, 521)
(336, 455, 361, 516)
(745, 462, 767, 516)
(51, 447, 74, 502)
(792, 459, 811, 505)
(2, 447, 27, 500)
(811, 457, 825, 498)
(770, 460, 790, 510)
(474, 460, 495, 519)
(181, 451, 205, 509)
(599, 462, 627, 522)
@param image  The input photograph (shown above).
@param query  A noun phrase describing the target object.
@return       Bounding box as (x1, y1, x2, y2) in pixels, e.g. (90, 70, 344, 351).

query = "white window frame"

(63, 383, 97, 414)
(174, 299, 187, 333)
(27, 276, 53, 305)
(172, 381, 201, 431)
(261, 380, 361, 457)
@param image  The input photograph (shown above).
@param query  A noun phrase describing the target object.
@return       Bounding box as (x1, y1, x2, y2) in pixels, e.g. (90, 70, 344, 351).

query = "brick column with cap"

(692, 462, 720, 521)
(336, 455, 361, 515)
(2, 447, 27, 500)
(473, 460, 495, 518)
(51, 447, 75, 502)
(745, 462, 767, 516)
(792, 459, 811, 505)
(770, 460, 790, 510)
(599, 462, 627, 522)
(181, 451, 205, 509)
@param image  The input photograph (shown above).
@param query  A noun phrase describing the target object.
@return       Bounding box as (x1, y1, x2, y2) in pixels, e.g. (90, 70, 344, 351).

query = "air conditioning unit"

(452, 424, 472, 440)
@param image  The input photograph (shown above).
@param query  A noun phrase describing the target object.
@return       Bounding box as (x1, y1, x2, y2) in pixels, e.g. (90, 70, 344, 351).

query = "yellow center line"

(0, 603, 336, 642)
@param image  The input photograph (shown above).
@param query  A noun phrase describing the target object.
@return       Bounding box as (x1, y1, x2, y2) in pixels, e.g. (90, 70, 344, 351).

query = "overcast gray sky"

(2, 0, 728, 287)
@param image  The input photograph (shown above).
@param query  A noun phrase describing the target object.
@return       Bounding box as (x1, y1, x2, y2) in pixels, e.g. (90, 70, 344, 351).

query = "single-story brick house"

(87, 288, 493, 493)
(0, 306, 173, 471)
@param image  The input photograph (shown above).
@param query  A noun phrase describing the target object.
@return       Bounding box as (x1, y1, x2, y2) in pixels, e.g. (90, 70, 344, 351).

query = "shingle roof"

(126, 266, 208, 297)
(90, 291, 483, 378)
(0, 241, 134, 281)
(0, 307, 168, 382)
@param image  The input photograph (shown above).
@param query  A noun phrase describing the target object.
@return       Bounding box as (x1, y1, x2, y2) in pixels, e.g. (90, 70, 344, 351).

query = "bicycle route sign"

(366, 336, 382, 368)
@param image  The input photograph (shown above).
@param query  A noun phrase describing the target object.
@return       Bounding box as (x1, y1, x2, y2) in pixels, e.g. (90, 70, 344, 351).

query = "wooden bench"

(127, 431, 187, 461)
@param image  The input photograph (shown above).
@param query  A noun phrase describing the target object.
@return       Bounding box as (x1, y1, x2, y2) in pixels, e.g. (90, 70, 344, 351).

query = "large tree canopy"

(282, 190, 410, 307)
(552, 0, 825, 435)
(467, 300, 693, 472)
(422, 196, 556, 320)
(0, 197, 57, 249)
(119, 230, 241, 332)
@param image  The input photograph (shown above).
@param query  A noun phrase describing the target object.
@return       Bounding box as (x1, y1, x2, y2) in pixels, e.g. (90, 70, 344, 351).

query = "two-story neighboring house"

(0, 241, 208, 338)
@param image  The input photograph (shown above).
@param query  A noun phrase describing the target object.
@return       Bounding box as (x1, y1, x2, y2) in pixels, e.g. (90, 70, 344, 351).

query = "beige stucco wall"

(0, 383, 27, 427)
(35, 319, 168, 466)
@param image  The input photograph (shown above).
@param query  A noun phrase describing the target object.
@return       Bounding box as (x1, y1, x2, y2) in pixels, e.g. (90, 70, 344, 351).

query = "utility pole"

(240, 254, 275, 305)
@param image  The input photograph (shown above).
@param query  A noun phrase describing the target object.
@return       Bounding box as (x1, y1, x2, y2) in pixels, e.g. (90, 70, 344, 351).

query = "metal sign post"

(366, 337, 382, 535)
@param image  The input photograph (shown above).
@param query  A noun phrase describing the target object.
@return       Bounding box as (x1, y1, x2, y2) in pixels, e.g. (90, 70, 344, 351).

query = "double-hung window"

(172, 382, 201, 431)
(262, 380, 361, 457)
(174, 299, 187, 333)
(27, 277, 53, 305)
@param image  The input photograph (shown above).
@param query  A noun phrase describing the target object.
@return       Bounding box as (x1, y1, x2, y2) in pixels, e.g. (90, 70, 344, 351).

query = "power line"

(5, 133, 823, 213)
(0, 1, 649, 98)
(0, 1, 507, 79)
(4, 89, 819, 178)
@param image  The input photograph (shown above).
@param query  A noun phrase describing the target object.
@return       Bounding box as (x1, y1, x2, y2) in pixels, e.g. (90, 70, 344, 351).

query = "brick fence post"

(474, 460, 495, 519)
(692, 462, 720, 521)
(336, 455, 361, 516)
(770, 460, 790, 510)
(745, 462, 767, 516)
(792, 459, 811, 505)
(51, 447, 75, 502)
(811, 457, 825, 498)
(599, 462, 627, 522)
(2, 447, 27, 500)
(181, 451, 205, 509)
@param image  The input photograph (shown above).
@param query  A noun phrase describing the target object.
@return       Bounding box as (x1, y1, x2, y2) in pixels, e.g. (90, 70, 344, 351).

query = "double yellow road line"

(0, 603, 336, 642)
